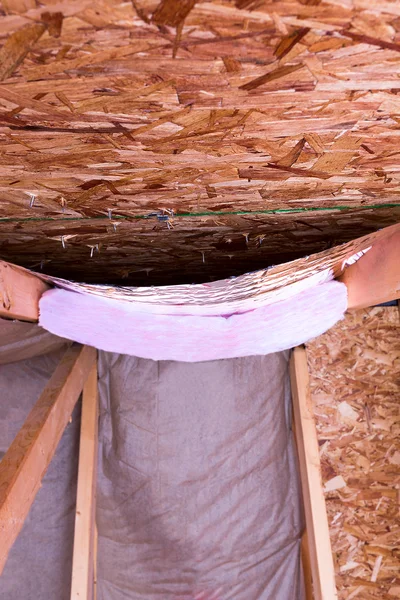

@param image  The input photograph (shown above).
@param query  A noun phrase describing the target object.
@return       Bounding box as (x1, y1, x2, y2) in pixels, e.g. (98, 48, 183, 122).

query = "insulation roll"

(39, 280, 347, 361)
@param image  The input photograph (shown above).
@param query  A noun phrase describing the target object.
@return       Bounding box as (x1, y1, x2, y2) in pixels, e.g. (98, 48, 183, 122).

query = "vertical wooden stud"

(93, 524, 98, 600)
(301, 531, 313, 600)
(70, 360, 99, 600)
(290, 346, 337, 600)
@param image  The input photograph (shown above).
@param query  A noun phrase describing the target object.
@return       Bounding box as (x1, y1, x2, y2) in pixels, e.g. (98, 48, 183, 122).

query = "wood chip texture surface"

(0, 1, 400, 284)
(307, 307, 400, 600)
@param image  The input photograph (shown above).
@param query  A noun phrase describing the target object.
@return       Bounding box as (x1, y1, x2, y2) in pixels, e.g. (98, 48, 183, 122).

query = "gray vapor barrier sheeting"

(0, 320, 305, 600)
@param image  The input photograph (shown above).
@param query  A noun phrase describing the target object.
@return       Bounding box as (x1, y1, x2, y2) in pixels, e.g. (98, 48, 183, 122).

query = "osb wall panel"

(0, 0, 400, 283)
(307, 307, 400, 600)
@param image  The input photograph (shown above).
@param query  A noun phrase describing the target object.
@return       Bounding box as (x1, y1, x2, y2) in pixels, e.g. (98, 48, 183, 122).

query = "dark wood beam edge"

(0, 260, 50, 322)
(339, 224, 400, 310)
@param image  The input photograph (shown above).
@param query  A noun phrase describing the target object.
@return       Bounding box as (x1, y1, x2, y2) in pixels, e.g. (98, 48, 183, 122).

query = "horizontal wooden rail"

(0, 344, 96, 573)
(0, 260, 49, 321)
(290, 346, 337, 600)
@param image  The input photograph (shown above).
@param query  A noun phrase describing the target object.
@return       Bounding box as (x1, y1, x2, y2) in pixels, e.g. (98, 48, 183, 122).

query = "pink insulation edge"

(39, 280, 348, 362)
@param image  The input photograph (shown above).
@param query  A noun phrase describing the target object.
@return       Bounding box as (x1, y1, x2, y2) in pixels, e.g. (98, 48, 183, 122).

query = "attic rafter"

(0, 260, 49, 322)
(0, 344, 96, 574)
(339, 223, 400, 309)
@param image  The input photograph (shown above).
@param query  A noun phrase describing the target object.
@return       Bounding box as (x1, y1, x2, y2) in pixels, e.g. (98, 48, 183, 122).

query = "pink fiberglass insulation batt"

(39, 280, 347, 361)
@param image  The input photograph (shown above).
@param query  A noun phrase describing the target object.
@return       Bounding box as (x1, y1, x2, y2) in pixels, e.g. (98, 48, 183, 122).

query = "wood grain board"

(340, 226, 400, 309)
(0, 344, 96, 574)
(70, 361, 98, 600)
(0, 258, 49, 320)
(291, 346, 338, 600)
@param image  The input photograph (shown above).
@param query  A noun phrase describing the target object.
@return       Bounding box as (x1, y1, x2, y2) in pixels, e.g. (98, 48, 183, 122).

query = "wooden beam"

(301, 531, 314, 600)
(339, 225, 400, 309)
(290, 346, 337, 600)
(0, 260, 49, 322)
(93, 524, 98, 600)
(70, 361, 99, 600)
(0, 344, 96, 574)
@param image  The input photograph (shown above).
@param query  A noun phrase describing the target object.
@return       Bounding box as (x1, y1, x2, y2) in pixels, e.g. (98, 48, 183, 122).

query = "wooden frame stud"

(70, 361, 99, 600)
(290, 346, 338, 600)
(0, 344, 96, 573)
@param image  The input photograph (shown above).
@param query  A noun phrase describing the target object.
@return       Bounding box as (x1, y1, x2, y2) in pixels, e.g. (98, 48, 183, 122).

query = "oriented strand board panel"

(306, 308, 400, 600)
(0, 1, 400, 283)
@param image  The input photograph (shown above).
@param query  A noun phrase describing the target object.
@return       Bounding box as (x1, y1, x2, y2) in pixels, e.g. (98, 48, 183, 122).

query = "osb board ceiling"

(0, 0, 400, 284)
